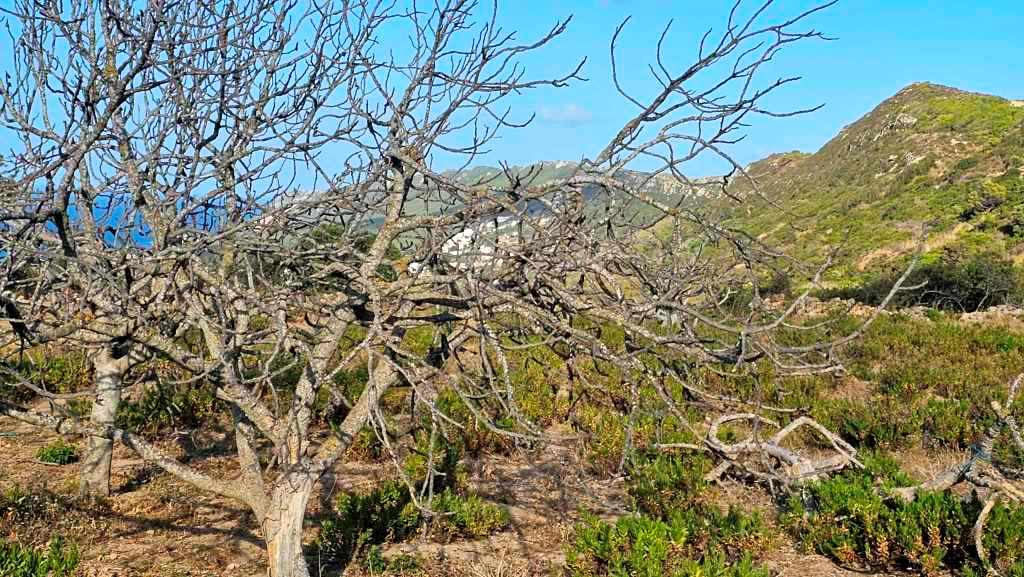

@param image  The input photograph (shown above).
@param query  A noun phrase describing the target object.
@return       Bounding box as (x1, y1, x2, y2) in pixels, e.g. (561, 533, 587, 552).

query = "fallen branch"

(974, 494, 999, 568)
(891, 375, 1024, 571)
(660, 412, 861, 487)
(893, 375, 1024, 503)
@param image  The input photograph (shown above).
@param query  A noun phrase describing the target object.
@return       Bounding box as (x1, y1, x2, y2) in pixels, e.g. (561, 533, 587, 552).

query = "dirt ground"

(0, 414, 921, 577)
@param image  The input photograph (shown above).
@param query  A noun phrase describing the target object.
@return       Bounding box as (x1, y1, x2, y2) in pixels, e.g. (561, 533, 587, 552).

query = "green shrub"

(979, 502, 1024, 575)
(363, 546, 421, 575)
(0, 366, 33, 403)
(576, 406, 628, 476)
(953, 156, 980, 174)
(920, 398, 976, 449)
(432, 390, 516, 457)
(819, 384, 1004, 452)
(34, 439, 78, 465)
(570, 448, 772, 577)
(761, 269, 792, 297)
(890, 154, 937, 194)
(0, 537, 79, 577)
(268, 353, 305, 391)
(343, 427, 385, 462)
(115, 381, 218, 433)
(401, 432, 464, 494)
(376, 263, 398, 282)
(0, 352, 89, 403)
(317, 479, 507, 569)
(28, 353, 90, 394)
(922, 93, 1024, 138)
(784, 462, 1024, 576)
(827, 249, 1023, 311)
(509, 348, 565, 427)
(62, 398, 91, 418)
(0, 486, 28, 509)
(626, 453, 712, 520)
(817, 398, 923, 449)
(332, 364, 370, 398)
(429, 490, 510, 539)
(0, 486, 60, 520)
(317, 364, 372, 427)
(401, 326, 436, 357)
(566, 509, 771, 577)
(317, 481, 422, 567)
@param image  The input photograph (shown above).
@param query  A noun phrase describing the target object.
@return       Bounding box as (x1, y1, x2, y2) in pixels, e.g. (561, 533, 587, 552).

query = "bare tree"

(0, 1, 912, 575)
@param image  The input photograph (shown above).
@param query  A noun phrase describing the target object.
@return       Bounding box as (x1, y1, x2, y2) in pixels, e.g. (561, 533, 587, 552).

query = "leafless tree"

(0, 1, 917, 575)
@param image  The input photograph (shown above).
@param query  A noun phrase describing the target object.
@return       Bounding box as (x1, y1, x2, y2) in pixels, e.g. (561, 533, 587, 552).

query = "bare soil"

(0, 415, 913, 577)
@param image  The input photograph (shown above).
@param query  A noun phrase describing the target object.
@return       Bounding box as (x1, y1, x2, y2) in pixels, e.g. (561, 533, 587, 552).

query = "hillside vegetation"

(725, 83, 1024, 286)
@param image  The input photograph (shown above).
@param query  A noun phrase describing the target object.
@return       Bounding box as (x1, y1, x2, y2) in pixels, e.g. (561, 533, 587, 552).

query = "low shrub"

(575, 406, 628, 476)
(0, 366, 33, 403)
(317, 478, 507, 569)
(568, 448, 773, 577)
(920, 398, 977, 449)
(761, 269, 793, 298)
(376, 263, 398, 282)
(343, 427, 385, 462)
(566, 509, 771, 577)
(783, 459, 1024, 576)
(0, 352, 89, 403)
(430, 391, 517, 457)
(429, 490, 510, 539)
(401, 432, 465, 494)
(825, 249, 1023, 312)
(317, 481, 421, 568)
(0, 537, 79, 577)
(27, 353, 90, 394)
(363, 546, 422, 575)
(626, 453, 712, 519)
(979, 503, 1024, 575)
(0, 486, 56, 520)
(115, 381, 218, 433)
(34, 439, 78, 465)
(816, 398, 923, 449)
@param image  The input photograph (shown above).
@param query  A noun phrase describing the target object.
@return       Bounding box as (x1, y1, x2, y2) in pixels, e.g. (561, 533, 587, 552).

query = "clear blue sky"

(2, 1, 1021, 179)
(483, 0, 1024, 175)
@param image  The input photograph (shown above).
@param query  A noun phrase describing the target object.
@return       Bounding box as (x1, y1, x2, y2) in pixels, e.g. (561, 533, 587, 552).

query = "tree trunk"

(264, 477, 314, 577)
(80, 347, 128, 497)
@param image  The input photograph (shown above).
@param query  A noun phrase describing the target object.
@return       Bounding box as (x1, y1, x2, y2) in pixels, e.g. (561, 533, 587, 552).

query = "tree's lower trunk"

(264, 478, 314, 577)
(80, 348, 128, 497)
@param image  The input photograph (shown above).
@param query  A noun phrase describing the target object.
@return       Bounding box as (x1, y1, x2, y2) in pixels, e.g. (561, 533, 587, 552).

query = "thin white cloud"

(538, 103, 593, 126)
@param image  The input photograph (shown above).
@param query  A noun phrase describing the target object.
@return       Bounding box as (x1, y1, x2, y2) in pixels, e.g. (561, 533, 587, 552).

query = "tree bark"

(80, 346, 129, 497)
(264, 476, 314, 577)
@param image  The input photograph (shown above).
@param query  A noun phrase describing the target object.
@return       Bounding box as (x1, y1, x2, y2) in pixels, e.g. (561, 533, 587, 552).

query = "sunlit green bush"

(0, 537, 79, 577)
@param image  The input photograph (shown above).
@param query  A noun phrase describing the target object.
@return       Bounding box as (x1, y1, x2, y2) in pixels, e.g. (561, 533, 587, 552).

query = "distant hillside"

(444, 160, 722, 201)
(425, 160, 722, 225)
(724, 82, 1024, 283)
(445, 160, 581, 187)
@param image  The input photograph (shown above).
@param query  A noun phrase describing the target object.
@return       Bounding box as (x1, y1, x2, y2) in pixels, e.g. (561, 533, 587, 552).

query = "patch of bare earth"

(378, 440, 627, 575)
(1, 415, 266, 576)
(764, 543, 905, 577)
(2, 413, 929, 577)
(855, 222, 971, 272)
(959, 305, 1024, 331)
(827, 375, 875, 403)
(893, 446, 970, 490)
(1, 414, 622, 576)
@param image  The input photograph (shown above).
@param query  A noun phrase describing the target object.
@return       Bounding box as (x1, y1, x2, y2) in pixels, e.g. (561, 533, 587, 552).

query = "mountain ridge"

(438, 81, 1024, 284)
(719, 81, 1024, 282)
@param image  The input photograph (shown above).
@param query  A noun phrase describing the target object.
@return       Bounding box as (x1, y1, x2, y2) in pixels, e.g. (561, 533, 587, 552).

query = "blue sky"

(2, 1, 1021, 179)
(482, 0, 1024, 175)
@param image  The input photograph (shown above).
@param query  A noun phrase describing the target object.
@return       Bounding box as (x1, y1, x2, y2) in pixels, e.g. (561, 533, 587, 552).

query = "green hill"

(725, 82, 1024, 285)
